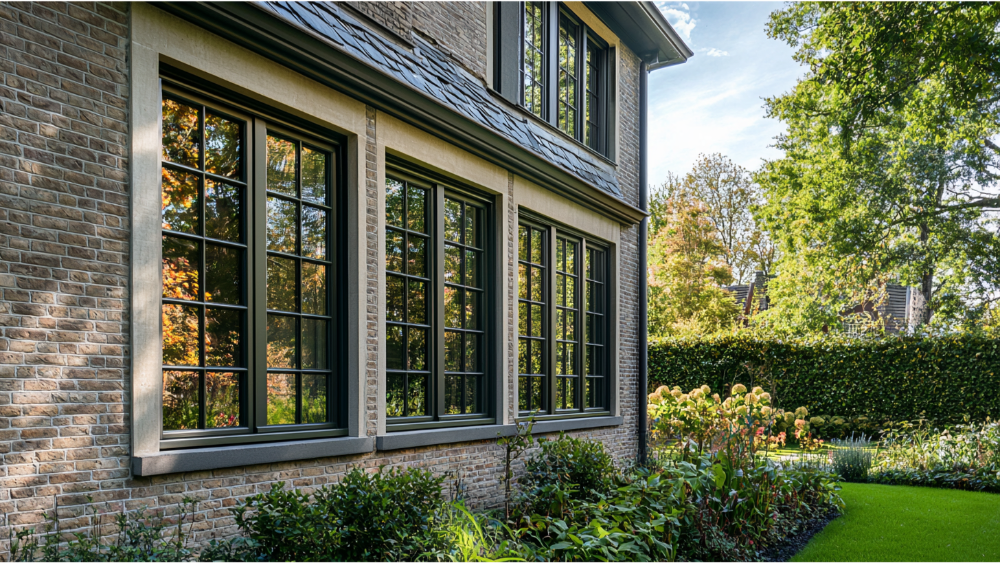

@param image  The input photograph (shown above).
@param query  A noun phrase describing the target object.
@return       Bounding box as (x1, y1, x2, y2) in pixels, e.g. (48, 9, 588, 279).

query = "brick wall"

(0, 0, 645, 553)
(410, 2, 488, 80)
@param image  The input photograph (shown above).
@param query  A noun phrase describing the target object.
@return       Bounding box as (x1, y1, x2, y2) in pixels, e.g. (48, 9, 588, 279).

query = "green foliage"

(228, 468, 448, 561)
(518, 433, 616, 516)
(829, 435, 875, 482)
(648, 333, 1000, 426)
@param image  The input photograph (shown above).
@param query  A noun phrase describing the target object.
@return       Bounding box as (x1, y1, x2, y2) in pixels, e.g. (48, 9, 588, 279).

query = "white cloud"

(656, 1, 695, 43)
(705, 48, 729, 57)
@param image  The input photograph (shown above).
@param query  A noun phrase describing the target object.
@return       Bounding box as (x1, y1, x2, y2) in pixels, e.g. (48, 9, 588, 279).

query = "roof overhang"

(584, 1, 693, 70)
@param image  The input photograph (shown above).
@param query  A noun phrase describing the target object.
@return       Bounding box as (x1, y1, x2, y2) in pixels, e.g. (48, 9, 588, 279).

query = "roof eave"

(584, 1, 693, 70)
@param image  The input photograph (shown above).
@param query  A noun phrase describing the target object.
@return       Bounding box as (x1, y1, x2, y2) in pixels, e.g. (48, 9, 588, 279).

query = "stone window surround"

(129, 4, 623, 477)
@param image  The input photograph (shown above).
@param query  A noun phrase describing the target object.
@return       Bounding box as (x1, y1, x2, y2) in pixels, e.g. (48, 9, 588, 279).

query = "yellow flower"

(784, 412, 795, 425)
(746, 393, 758, 405)
(809, 416, 825, 426)
(701, 385, 711, 395)
(794, 406, 809, 419)
(648, 393, 662, 405)
(761, 406, 772, 417)
(736, 405, 748, 416)
(671, 389, 683, 398)
(752, 386, 764, 395)
(760, 392, 771, 403)
(712, 393, 721, 403)
(732, 384, 747, 395)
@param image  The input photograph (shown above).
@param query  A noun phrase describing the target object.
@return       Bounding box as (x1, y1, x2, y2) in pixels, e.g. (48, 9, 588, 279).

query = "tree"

(756, 2, 1000, 330)
(647, 193, 741, 338)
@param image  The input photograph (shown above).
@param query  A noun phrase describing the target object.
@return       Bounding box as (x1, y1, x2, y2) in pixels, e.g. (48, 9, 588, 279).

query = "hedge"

(648, 333, 1000, 425)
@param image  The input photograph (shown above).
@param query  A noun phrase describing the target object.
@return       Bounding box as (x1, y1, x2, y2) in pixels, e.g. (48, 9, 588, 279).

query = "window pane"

(518, 302, 528, 336)
(465, 249, 479, 288)
(206, 307, 242, 367)
(518, 339, 529, 374)
(266, 256, 296, 312)
(407, 186, 426, 233)
(205, 179, 241, 242)
(302, 374, 327, 423)
(386, 275, 405, 322)
(444, 198, 462, 242)
(205, 244, 241, 304)
(386, 325, 404, 370)
(445, 330, 461, 371)
(301, 262, 327, 315)
(301, 318, 328, 370)
(407, 327, 426, 371)
(407, 374, 428, 416)
(531, 339, 544, 374)
(267, 373, 296, 425)
(204, 111, 242, 179)
(206, 372, 240, 428)
(301, 146, 327, 205)
(302, 204, 327, 260)
(162, 98, 200, 169)
(162, 303, 199, 366)
(518, 264, 528, 300)
(519, 376, 529, 411)
(266, 136, 297, 196)
(162, 235, 200, 301)
(407, 236, 427, 278)
(266, 196, 297, 254)
(518, 225, 529, 261)
(266, 314, 296, 369)
(530, 304, 543, 337)
(162, 370, 199, 431)
(386, 178, 405, 227)
(531, 229, 543, 264)
(465, 374, 480, 414)
(386, 229, 404, 273)
(444, 243, 461, 284)
(445, 375, 461, 414)
(530, 267, 542, 301)
(161, 168, 199, 234)
(465, 290, 480, 331)
(408, 280, 426, 325)
(445, 286, 461, 329)
(465, 205, 480, 248)
(386, 374, 406, 417)
(466, 333, 480, 373)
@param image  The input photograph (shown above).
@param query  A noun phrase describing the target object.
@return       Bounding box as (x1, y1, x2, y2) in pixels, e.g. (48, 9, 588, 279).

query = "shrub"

(518, 433, 615, 516)
(829, 434, 875, 482)
(648, 333, 1000, 426)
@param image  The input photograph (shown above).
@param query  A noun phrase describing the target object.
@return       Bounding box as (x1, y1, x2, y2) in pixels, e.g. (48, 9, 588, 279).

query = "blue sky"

(648, 2, 807, 186)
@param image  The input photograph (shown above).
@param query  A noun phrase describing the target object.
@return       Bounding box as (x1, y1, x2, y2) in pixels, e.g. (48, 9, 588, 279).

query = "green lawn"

(792, 483, 1000, 562)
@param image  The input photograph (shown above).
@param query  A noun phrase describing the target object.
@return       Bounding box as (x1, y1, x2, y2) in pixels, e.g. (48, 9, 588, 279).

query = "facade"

(0, 1, 689, 547)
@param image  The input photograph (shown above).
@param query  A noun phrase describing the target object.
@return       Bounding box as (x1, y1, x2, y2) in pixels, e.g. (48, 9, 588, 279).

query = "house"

(0, 1, 690, 546)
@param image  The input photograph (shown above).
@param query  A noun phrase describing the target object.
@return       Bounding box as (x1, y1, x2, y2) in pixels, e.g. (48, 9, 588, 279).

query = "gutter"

(638, 60, 650, 465)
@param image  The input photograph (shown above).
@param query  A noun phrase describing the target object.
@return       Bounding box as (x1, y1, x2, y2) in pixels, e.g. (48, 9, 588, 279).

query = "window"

(385, 169, 493, 429)
(159, 82, 342, 447)
(518, 220, 609, 417)
(496, 3, 610, 156)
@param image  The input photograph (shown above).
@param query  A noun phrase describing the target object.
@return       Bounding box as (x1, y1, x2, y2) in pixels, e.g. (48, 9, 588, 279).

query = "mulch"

(757, 509, 841, 562)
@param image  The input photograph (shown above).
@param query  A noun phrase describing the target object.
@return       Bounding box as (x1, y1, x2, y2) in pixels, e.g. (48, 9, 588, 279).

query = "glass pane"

(266, 136, 297, 196)
(530, 376, 543, 412)
(445, 330, 461, 371)
(408, 280, 426, 325)
(162, 370, 199, 431)
(407, 327, 426, 371)
(386, 229, 404, 273)
(266, 197, 297, 254)
(205, 244, 241, 304)
(205, 179, 241, 242)
(406, 186, 426, 233)
(445, 374, 461, 414)
(465, 375, 479, 413)
(386, 178, 405, 228)
(465, 205, 479, 248)
(519, 376, 529, 411)
(161, 168, 199, 234)
(302, 373, 327, 423)
(386, 373, 405, 417)
(161, 98, 199, 169)
(301, 205, 327, 260)
(266, 314, 296, 369)
(267, 373, 296, 425)
(518, 264, 528, 300)
(205, 307, 242, 367)
(444, 243, 461, 284)
(565, 310, 576, 341)
(531, 229, 543, 264)
(556, 274, 565, 306)
(530, 304, 543, 338)
(567, 343, 576, 375)
(518, 225, 529, 261)
(466, 249, 479, 288)
(407, 374, 428, 416)
(407, 236, 427, 278)
(466, 333, 479, 373)
(162, 304, 199, 366)
(465, 290, 480, 331)
(556, 343, 565, 376)
(518, 339, 529, 374)
(386, 325, 404, 370)
(445, 286, 461, 329)
(567, 242, 577, 273)
(162, 235, 199, 301)
(206, 372, 240, 428)
(557, 310, 566, 340)
(301, 318, 327, 370)
(555, 377, 563, 408)
(444, 198, 462, 242)
(266, 256, 296, 312)
(565, 377, 577, 409)
(386, 275, 405, 322)
(204, 111, 242, 179)
(530, 339, 543, 374)
(301, 262, 327, 316)
(530, 267, 542, 301)
(518, 302, 528, 336)
(566, 276, 576, 309)
(557, 239, 565, 271)
(301, 146, 327, 205)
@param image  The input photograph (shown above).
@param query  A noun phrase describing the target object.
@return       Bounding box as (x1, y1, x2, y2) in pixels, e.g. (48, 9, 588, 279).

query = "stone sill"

(376, 416, 623, 451)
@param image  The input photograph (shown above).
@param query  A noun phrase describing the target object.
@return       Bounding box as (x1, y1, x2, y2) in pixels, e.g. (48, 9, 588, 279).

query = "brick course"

(0, 0, 645, 553)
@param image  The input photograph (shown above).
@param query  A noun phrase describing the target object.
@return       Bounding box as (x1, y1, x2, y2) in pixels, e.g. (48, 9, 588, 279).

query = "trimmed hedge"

(649, 334, 1000, 425)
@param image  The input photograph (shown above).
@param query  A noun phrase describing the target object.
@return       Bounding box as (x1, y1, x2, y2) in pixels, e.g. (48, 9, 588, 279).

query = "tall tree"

(756, 2, 1000, 330)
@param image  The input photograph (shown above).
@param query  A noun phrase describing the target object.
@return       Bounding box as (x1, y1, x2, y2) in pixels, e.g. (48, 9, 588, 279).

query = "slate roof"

(257, 1, 623, 198)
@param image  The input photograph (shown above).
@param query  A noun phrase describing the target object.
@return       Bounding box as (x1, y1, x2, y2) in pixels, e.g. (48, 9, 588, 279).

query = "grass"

(792, 483, 1000, 562)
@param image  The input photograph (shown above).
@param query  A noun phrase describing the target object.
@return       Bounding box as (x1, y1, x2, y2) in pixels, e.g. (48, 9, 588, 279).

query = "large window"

(385, 169, 493, 430)
(518, 220, 609, 417)
(159, 83, 341, 447)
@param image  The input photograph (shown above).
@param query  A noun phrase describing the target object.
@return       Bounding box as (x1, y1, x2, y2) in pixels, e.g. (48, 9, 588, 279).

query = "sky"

(648, 2, 807, 187)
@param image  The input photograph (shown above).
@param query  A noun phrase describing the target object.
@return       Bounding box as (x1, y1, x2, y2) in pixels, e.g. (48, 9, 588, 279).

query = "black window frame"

(158, 76, 347, 450)
(384, 161, 496, 432)
(517, 215, 611, 419)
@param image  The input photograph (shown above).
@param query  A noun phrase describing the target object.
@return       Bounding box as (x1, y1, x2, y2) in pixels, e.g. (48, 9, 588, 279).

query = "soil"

(758, 510, 841, 562)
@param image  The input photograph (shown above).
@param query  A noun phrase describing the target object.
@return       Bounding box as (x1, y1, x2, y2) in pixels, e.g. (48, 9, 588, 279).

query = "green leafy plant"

(830, 434, 876, 482)
(518, 432, 615, 516)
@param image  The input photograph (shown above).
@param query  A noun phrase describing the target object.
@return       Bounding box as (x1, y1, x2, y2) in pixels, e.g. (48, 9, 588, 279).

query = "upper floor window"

(160, 82, 342, 448)
(496, 2, 611, 156)
(384, 169, 494, 430)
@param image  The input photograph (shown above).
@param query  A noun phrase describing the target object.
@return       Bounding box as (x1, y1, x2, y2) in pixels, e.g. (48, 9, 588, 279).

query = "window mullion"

(252, 117, 269, 430)
(435, 185, 446, 419)
(547, 225, 557, 415)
